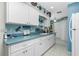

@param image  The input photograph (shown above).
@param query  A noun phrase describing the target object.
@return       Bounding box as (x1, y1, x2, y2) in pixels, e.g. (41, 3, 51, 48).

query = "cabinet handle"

(40, 43, 42, 45)
(48, 39, 50, 40)
(23, 51, 25, 54)
(25, 50, 27, 53)
(72, 28, 76, 31)
(23, 50, 27, 54)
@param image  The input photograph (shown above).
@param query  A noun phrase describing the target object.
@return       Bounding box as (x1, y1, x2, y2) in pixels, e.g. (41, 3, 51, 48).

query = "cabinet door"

(50, 35, 55, 45)
(6, 2, 28, 24)
(41, 35, 55, 52)
(10, 44, 35, 56)
(28, 6, 39, 25)
(9, 37, 38, 54)
(32, 9, 39, 25)
(44, 36, 54, 51)
(35, 37, 49, 55)
(10, 49, 26, 56)
(40, 36, 50, 50)
(34, 41, 44, 56)
(34, 37, 47, 56)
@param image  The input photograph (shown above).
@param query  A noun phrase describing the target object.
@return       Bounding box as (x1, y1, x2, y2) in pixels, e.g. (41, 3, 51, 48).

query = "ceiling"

(38, 2, 72, 20)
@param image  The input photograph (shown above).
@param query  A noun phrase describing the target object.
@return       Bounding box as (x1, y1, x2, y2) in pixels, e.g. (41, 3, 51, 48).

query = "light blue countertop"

(4, 33, 56, 45)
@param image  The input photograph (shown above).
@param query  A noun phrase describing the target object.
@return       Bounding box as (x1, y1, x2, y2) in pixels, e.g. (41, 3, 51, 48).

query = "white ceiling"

(38, 2, 71, 20)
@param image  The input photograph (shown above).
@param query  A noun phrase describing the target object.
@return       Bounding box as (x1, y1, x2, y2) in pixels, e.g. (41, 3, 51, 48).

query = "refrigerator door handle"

(72, 28, 76, 31)
(69, 17, 72, 42)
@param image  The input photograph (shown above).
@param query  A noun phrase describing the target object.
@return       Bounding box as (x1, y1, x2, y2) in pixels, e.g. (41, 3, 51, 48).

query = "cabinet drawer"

(10, 49, 26, 56)
(48, 35, 55, 46)
(10, 44, 35, 56)
(10, 47, 31, 56)
(9, 39, 39, 54)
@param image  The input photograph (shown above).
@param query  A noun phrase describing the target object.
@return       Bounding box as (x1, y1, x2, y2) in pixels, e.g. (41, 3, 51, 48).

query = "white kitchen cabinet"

(35, 39, 46, 56)
(34, 40, 43, 56)
(9, 38, 39, 54)
(50, 35, 55, 46)
(34, 41, 47, 56)
(10, 48, 26, 56)
(44, 36, 50, 49)
(6, 2, 39, 25)
(28, 6, 39, 25)
(41, 35, 55, 51)
(6, 2, 28, 24)
(10, 44, 35, 56)
(34, 35, 55, 56)
(40, 37, 49, 52)
(47, 35, 55, 47)
(41, 36, 52, 51)
(5, 34, 55, 56)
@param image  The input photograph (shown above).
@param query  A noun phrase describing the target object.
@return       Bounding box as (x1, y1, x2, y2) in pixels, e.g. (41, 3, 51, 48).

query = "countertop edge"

(5, 33, 56, 45)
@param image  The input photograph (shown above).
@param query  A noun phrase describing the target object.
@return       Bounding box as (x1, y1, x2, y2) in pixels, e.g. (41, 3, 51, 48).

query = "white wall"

(54, 18, 67, 41)
(0, 3, 5, 56)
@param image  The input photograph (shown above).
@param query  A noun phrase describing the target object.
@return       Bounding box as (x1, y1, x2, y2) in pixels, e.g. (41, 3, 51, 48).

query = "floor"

(43, 39, 68, 56)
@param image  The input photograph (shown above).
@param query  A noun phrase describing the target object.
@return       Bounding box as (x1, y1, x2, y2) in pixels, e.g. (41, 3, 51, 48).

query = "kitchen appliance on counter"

(23, 30, 30, 36)
(4, 31, 24, 39)
(4, 30, 31, 39)
(48, 20, 54, 33)
(43, 27, 49, 33)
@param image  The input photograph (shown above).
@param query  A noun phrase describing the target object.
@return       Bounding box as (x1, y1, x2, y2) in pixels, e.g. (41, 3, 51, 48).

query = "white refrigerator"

(71, 13, 79, 56)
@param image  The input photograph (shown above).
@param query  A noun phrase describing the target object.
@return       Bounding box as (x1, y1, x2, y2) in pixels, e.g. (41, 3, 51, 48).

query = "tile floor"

(43, 39, 68, 56)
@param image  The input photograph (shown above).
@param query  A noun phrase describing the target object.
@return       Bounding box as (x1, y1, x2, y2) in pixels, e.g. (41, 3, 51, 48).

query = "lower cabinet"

(47, 34, 55, 47)
(34, 41, 44, 56)
(7, 34, 55, 56)
(10, 44, 35, 56)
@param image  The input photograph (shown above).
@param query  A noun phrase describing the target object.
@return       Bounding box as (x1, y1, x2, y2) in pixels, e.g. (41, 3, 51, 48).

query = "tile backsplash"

(6, 24, 19, 33)
(6, 24, 41, 34)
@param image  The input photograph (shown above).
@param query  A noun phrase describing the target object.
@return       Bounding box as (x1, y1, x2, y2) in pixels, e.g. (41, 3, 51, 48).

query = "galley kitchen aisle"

(0, 2, 78, 56)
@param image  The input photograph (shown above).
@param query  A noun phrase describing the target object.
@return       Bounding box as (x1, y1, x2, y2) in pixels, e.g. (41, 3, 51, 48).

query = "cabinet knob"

(23, 50, 27, 54)
(23, 51, 25, 54)
(40, 43, 42, 45)
(25, 50, 27, 53)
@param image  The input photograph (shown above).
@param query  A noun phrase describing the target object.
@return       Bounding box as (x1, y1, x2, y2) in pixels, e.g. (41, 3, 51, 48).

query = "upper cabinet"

(28, 6, 39, 25)
(6, 3, 27, 24)
(6, 2, 39, 25)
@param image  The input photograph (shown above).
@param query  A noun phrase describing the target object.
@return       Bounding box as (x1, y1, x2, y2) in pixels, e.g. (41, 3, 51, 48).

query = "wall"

(54, 18, 67, 41)
(0, 3, 5, 56)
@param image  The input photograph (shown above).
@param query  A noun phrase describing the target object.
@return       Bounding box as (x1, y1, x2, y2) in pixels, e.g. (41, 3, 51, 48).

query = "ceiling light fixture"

(54, 20, 56, 22)
(50, 7, 54, 9)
